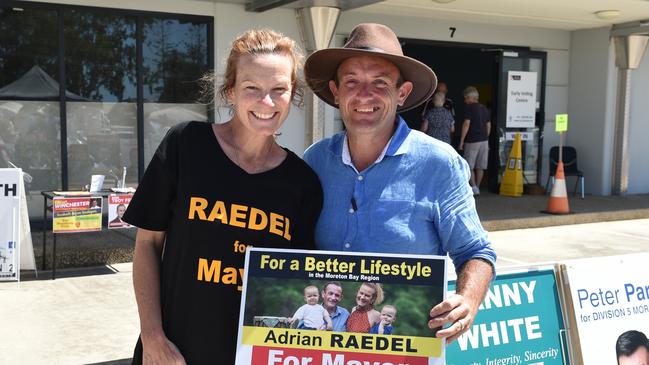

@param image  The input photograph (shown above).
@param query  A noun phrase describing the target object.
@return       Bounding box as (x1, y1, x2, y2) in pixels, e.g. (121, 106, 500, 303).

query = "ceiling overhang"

(245, 0, 383, 12)
(611, 20, 649, 36)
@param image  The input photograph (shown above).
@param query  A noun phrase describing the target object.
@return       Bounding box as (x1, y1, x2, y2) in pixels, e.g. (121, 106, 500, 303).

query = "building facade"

(1, 0, 647, 225)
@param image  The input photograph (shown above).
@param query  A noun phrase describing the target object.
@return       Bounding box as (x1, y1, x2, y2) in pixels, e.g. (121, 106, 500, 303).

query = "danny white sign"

(506, 71, 537, 128)
(447, 266, 568, 365)
(0, 169, 21, 281)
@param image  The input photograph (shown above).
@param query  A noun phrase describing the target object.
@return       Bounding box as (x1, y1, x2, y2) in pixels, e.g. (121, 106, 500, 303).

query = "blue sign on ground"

(447, 268, 569, 365)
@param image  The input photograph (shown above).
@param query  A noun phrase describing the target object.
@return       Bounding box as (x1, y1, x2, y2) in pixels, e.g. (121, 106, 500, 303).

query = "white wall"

(210, 3, 311, 154)
(628, 45, 649, 194)
(541, 49, 570, 187)
(568, 27, 617, 195)
(340, 10, 569, 49)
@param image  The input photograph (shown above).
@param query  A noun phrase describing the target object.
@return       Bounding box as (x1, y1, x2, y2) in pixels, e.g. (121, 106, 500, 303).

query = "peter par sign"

(446, 267, 568, 365)
(561, 253, 649, 365)
(0, 168, 21, 281)
(506, 71, 537, 128)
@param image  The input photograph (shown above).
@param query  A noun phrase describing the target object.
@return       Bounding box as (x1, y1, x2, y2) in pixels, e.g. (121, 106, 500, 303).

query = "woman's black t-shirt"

(123, 121, 323, 364)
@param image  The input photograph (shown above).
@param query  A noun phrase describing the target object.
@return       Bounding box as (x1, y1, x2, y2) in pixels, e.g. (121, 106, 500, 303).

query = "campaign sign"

(506, 71, 537, 128)
(0, 168, 21, 281)
(236, 248, 448, 365)
(107, 194, 132, 229)
(447, 267, 568, 365)
(52, 196, 102, 233)
(562, 253, 649, 365)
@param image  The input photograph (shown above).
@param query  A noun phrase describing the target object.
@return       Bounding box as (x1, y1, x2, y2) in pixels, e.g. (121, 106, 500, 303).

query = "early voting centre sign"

(447, 266, 569, 365)
(506, 71, 537, 128)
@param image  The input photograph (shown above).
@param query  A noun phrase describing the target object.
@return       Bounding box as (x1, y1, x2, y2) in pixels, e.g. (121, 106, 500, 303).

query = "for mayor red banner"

(252, 347, 429, 365)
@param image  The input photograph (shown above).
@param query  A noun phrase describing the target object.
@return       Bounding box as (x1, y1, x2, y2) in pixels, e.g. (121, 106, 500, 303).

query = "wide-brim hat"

(304, 23, 437, 112)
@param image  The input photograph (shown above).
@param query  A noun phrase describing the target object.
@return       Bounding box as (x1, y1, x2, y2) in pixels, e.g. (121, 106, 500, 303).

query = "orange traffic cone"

(545, 161, 570, 214)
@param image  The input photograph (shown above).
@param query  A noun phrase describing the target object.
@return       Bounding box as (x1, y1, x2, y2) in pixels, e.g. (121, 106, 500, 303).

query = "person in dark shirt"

(123, 29, 323, 365)
(459, 86, 491, 196)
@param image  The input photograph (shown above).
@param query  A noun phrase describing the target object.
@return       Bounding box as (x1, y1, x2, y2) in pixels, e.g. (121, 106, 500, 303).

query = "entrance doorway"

(401, 39, 546, 193)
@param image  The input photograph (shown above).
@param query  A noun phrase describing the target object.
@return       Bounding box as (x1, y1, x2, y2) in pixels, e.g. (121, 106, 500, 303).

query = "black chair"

(545, 146, 585, 199)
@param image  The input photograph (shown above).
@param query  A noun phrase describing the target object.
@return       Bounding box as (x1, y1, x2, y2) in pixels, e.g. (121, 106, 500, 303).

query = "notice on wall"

(0, 169, 21, 281)
(52, 196, 102, 233)
(446, 267, 568, 365)
(555, 114, 568, 132)
(506, 71, 537, 128)
(107, 194, 133, 229)
(561, 253, 649, 365)
(236, 248, 448, 365)
(505, 132, 535, 141)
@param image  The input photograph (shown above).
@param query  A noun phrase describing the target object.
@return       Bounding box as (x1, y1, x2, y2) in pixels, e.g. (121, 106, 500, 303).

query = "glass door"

(489, 50, 546, 191)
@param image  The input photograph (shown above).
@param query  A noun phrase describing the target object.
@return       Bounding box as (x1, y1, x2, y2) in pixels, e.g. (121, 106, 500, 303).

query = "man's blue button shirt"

(304, 117, 496, 272)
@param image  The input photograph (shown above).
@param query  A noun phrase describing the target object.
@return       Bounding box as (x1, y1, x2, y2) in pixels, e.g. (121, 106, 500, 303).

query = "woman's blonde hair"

(360, 283, 384, 306)
(202, 28, 304, 108)
(432, 91, 446, 108)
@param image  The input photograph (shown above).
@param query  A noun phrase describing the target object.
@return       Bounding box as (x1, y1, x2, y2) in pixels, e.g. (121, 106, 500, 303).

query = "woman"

(123, 29, 323, 364)
(346, 283, 383, 333)
(420, 91, 455, 145)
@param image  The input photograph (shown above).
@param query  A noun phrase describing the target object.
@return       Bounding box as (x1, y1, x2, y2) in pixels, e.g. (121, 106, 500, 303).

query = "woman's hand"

(142, 333, 186, 365)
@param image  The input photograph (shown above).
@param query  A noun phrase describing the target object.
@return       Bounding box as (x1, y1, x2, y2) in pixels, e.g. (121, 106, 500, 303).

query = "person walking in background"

(421, 81, 455, 118)
(420, 91, 455, 145)
(459, 86, 491, 196)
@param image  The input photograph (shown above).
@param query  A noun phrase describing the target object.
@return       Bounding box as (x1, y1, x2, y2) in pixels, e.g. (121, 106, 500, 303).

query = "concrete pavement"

(1, 218, 649, 364)
(489, 218, 649, 266)
(477, 191, 649, 231)
(0, 264, 138, 365)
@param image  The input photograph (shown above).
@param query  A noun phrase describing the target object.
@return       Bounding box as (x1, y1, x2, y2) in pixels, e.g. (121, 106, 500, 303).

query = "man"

(303, 23, 495, 343)
(109, 203, 127, 228)
(321, 282, 349, 332)
(616, 330, 649, 365)
(458, 86, 491, 196)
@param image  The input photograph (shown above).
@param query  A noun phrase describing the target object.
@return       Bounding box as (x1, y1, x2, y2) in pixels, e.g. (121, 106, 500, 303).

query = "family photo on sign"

(245, 280, 436, 337)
